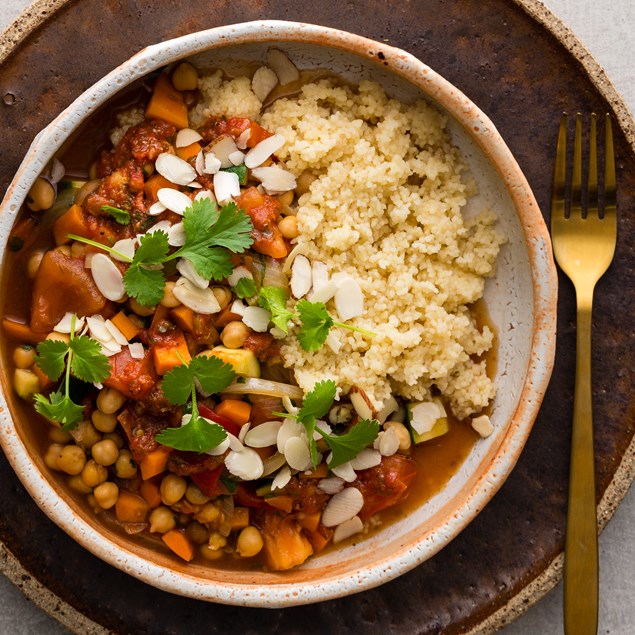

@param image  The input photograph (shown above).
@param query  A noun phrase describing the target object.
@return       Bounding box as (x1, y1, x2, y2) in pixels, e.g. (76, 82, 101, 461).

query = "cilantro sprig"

(234, 277, 257, 300)
(101, 205, 131, 225)
(280, 379, 380, 469)
(33, 315, 111, 429)
(154, 355, 236, 453)
(258, 286, 295, 333)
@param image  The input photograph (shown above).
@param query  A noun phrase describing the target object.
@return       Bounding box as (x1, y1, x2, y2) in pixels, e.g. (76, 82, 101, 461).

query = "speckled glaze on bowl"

(0, 21, 557, 607)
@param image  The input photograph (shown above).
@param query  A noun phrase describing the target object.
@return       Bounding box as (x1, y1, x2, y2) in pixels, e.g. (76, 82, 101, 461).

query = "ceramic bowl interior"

(0, 21, 557, 606)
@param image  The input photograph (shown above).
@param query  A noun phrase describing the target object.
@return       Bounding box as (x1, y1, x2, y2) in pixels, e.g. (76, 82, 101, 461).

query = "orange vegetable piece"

(213, 305, 242, 328)
(175, 142, 201, 161)
(139, 480, 162, 508)
(32, 364, 54, 391)
(170, 305, 195, 333)
(265, 496, 293, 514)
(296, 511, 321, 533)
(152, 331, 191, 376)
(139, 446, 172, 480)
(53, 204, 90, 245)
(144, 174, 178, 203)
(215, 400, 252, 426)
(110, 311, 140, 341)
(305, 528, 331, 554)
(230, 507, 250, 531)
(150, 304, 171, 330)
(104, 347, 157, 400)
(261, 512, 313, 571)
(246, 121, 272, 147)
(2, 318, 47, 345)
(115, 490, 150, 523)
(145, 74, 189, 130)
(162, 529, 195, 561)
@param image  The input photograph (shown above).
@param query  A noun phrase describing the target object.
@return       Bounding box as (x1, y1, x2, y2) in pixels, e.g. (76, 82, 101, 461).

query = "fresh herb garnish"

(123, 231, 170, 307)
(33, 315, 111, 429)
(318, 419, 380, 469)
(155, 355, 236, 453)
(234, 277, 257, 299)
(258, 286, 294, 333)
(221, 165, 248, 185)
(101, 205, 131, 225)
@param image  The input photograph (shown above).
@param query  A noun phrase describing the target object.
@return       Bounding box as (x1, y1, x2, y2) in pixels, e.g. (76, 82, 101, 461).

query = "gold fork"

(551, 112, 617, 635)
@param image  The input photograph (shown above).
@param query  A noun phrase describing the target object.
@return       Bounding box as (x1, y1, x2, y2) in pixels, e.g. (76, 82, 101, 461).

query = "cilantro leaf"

(155, 413, 227, 453)
(161, 364, 195, 405)
(205, 201, 253, 252)
(221, 165, 248, 185)
(34, 390, 85, 428)
(189, 356, 235, 396)
(320, 419, 380, 469)
(133, 230, 169, 265)
(298, 380, 337, 422)
(123, 265, 165, 307)
(258, 286, 294, 333)
(69, 336, 111, 383)
(34, 339, 68, 381)
(235, 277, 257, 299)
(296, 300, 333, 352)
(101, 205, 131, 225)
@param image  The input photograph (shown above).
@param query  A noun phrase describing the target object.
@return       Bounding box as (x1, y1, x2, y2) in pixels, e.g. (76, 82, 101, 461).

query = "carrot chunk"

(162, 529, 195, 561)
(139, 480, 162, 508)
(170, 305, 195, 333)
(265, 496, 294, 514)
(152, 330, 191, 375)
(2, 318, 47, 345)
(53, 204, 90, 245)
(110, 311, 140, 341)
(115, 490, 150, 523)
(145, 74, 189, 130)
(261, 511, 313, 571)
(144, 174, 178, 203)
(175, 141, 201, 161)
(296, 511, 322, 533)
(139, 446, 172, 480)
(215, 399, 252, 426)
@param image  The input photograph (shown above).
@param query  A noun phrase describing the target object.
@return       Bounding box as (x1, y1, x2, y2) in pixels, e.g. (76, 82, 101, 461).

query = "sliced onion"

(261, 257, 290, 291)
(218, 496, 234, 537)
(222, 378, 304, 400)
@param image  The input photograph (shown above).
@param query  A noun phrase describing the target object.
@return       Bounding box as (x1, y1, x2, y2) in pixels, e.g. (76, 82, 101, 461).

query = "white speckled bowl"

(0, 21, 557, 606)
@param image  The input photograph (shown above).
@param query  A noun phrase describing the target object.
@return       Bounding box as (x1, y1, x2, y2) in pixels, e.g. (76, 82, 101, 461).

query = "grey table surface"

(0, 1, 634, 633)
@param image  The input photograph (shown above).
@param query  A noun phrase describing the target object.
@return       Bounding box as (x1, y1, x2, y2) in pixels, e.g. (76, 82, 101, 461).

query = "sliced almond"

(321, 487, 364, 528)
(224, 448, 264, 480)
(252, 66, 279, 102)
(227, 265, 252, 287)
(330, 460, 357, 483)
(176, 257, 209, 290)
(173, 277, 220, 314)
(206, 434, 231, 456)
(128, 342, 145, 359)
(148, 201, 166, 216)
(312, 260, 329, 289)
(378, 426, 400, 457)
(86, 315, 110, 342)
(213, 171, 240, 203)
(146, 220, 172, 235)
(349, 386, 378, 420)
(204, 152, 222, 175)
(244, 421, 282, 448)
(90, 254, 125, 301)
(195, 150, 205, 176)
(334, 276, 364, 321)
(471, 414, 494, 438)
(271, 465, 292, 491)
(290, 254, 312, 299)
(283, 435, 311, 471)
(325, 330, 343, 354)
(250, 166, 296, 194)
(277, 418, 303, 454)
(194, 189, 216, 203)
(187, 180, 202, 189)
(376, 395, 399, 424)
(175, 128, 203, 148)
(333, 516, 364, 544)
(167, 222, 186, 247)
(350, 448, 382, 470)
(205, 134, 238, 169)
(282, 243, 309, 274)
(308, 280, 339, 304)
(236, 129, 251, 150)
(157, 188, 192, 215)
(155, 152, 197, 186)
(266, 48, 300, 86)
(244, 134, 286, 169)
(409, 401, 444, 435)
(111, 238, 137, 262)
(228, 150, 246, 166)
(317, 476, 345, 495)
(230, 299, 246, 317)
(104, 319, 128, 345)
(242, 306, 271, 333)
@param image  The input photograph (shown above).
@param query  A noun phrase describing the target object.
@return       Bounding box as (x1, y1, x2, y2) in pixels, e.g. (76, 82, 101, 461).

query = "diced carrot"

(299, 463, 328, 479)
(145, 74, 189, 130)
(2, 318, 47, 345)
(115, 490, 150, 523)
(104, 348, 156, 400)
(144, 174, 178, 203)
(175, 142, 201, 161)
(230, 507, 250, 531)
(162, 529, 195, 561)
(152, 331, 191, 375)
(236, 186, 265, 211)
(139, 446, 172, 480)
(32, 364, 54, 391)
(213, 305, 242, 328)
(215, 399, 252, 426)
(296, 512, 321, 533)
(305, 528, 331, 554)
(261, 512, 313, 571)
(110, 311, 140, 341)
(265, 496, 293, 514)
(170, 305, 195, 333)
(139, 480, 162, 509)
(150, 303, 171, 330)
(246, 121, 272, 147)
(53, 204, 90, 245)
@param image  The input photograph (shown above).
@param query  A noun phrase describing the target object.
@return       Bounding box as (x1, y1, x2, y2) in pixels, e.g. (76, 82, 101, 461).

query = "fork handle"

(564, 303, 599, 635)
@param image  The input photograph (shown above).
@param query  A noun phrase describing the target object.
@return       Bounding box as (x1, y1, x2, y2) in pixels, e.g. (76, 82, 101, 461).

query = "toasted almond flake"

(331, 460, 357, 483)
(334, 276, 364, 321)
(230, 299, 246, 316)
(350, 448, 382, 470)
(321, 487, 364, 528)
(90, 254, 126, 301)
(277, 418, 303, 454)
(308, 280, 339, 304)
(128, 342, 145, 359)
(379, 426, 400, 457)
(242, 306, 271, 333)
(433, 398, 447, 418)
(262, 451, 287, 477)
(228, 150, 245, 166)
(325, 330, 343, 354)
(314, 420, 332, 440)
(195, 150, 205, 175)
(244, 134, 286, 169)
(157, 188, 192, 215)
(290, 254, 312, 299)
(266, 48, 300, 86)
(93, 382, 104, 390)
(206, 135, 238, 169)
(244, 421, 282, 448)
(312, 260, 329, 288)
(84, 253, 96, 269)
(227, 266, 252, 287)
(318, 476, 345, 495)
(213, 171, 240, 203)
(194, 189, 215, 203)
(204, 152, 222, 175)
(349, 386, 377, 420)
(376, 395, 399, 424)
(250, 166, 296, 194)
(104, 319, 128, 345)
(282, 242, 309, 274)
(86, 315, 110, 340)
(110, 238, 136, 262)
(238, 421, 251, 444)
(187, 181, 202, 189)
(271, 465, 292, 491)
(173, 277, 220, 314)
(148, 201, 166, 216)
(333, 516, 364, 544)
(252, 65, 279, 102)
(409, 401, 443, 435)
(175, 128, 203, 148)
(227, 433, 244, 453)
(225, 448, 264, 480)
(167, 222, 186, 247)
(206, 434, 231, 456)
(146, 220, 172, 235)
(236, 129, 251, 150)
(284, 435, 311, 471)
(471, 414, 494, 438)
(155, 152, 197, 186)
(54, 312, 85, 334)
(177, 258, 209, 290)
(100, 345, 120, 357)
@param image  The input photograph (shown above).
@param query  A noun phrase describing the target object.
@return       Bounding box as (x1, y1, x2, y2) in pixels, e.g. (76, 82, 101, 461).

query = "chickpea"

(13, 345, 35, 369)
(160, 280, 181, 308)
(87, 494, 100, 513)
(114, 449, 137, 479)
(49, 426, 72, 444)
(171, 62, 199, 91)
(27, 177, 56, 212)
(295, 171, 317, 196)
(93, 482, 119, 509)
(236, 526, 264, 558)
(91, 409, 117, 433)
(103, 432, 124, 449)
(211, 286, 232, 310)
(384, 420, 412, 451)
(67, 474, 92, 495)
(56, 445, 86, 475)
(196, 502, 221, 524)
(91, 439, 119, 466)
(81, 459, 108, 488)
(149, 506, 176, 534)
(185, 483, 210, 505)
(128, 297, 156, 317)
(70, 241, 86, 259)
(199, 544, 224, 561)
(45, 331, 70, 344)
(277, 190, 294, 208)
(71, 421, 102, 450)
(96, 387, 126, 415)
(208, 531, 227, 551)
(221, 321, 249, 349)
(44, 443, 64, 471)
(185, 521, 209, 545)
(278, 215, 299, 239)
(160, 474, 187, 505)
(27, 250, 45, 279)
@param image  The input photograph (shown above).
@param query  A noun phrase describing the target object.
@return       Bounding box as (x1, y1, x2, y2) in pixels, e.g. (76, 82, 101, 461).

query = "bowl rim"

(0, 19, 558, 607)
